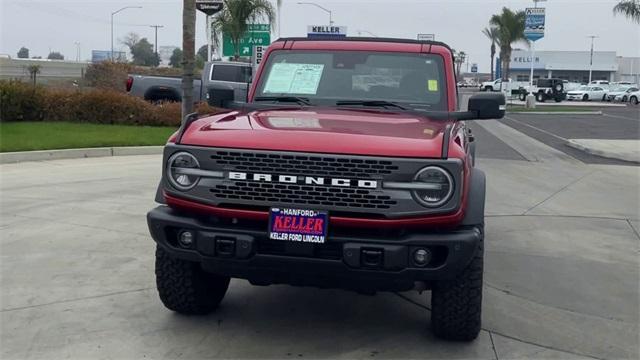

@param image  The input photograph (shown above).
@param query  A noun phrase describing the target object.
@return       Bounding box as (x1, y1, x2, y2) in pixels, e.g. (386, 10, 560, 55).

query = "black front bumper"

(147, 206, 482, 292)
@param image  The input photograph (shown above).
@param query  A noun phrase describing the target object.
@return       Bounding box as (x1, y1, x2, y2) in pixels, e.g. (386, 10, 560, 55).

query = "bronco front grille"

(210, 151, 399, 178)
(210, 181, 398, 209)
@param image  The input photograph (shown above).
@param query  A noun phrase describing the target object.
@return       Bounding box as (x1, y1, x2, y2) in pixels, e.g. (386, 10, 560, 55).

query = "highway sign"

(471, 63, 478, 73)
(223, 25, 270, 57)
(524, 7, 545, 42)
(196, 0, 224, 15)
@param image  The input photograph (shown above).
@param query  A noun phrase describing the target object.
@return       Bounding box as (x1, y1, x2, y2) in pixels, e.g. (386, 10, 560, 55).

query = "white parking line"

(602, 112, 640, 122)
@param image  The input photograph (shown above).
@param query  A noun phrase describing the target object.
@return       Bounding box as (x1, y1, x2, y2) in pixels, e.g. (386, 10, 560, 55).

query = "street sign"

(223, 25, 270, 57)
(417, 34, 435, 41)
(307, 25, 347, 38)
(524, 7, 545, 42)
(471, 63, 478, 73)
(252, 45, 265, 68)
(196, 0, 224, 15)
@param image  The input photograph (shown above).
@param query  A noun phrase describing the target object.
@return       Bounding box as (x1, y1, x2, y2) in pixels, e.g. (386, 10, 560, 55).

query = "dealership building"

(505, 49, 639, 84)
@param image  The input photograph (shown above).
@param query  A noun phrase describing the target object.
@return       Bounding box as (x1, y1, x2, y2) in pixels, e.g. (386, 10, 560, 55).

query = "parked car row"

(477, 78, 638, 103)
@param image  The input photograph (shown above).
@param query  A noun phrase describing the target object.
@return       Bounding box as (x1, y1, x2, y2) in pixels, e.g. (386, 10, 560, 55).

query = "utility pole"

(149, 24, 164, 55)
(587, 35, 598, 83)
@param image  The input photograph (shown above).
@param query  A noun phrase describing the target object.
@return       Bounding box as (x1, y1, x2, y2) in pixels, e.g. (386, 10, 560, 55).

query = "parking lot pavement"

(1, 135, 639, 359)
(501, 105, 640, 165)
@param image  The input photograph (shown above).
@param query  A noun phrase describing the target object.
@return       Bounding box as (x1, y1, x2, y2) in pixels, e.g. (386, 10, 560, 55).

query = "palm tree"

(453, 50, 467, 79)
(482, 27, 499, 80)
(614, 0, 640, 23)
(211, 0, 275, 60)
(182, 0, 196, 119)
(490, 7, 527, 81)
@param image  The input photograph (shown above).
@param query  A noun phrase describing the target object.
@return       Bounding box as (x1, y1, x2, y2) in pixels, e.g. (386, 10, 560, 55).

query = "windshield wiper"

(335, 100, 408, 110)
(254, 96, 312, 105)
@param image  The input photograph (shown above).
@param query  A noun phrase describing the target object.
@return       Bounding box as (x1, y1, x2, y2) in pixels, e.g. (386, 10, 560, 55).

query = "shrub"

(0, 80, 220, 126)
(0, 80, 46, 121)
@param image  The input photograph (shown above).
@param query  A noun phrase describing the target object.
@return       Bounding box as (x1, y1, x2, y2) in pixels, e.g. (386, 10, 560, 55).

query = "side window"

(211, 65, 252, 83)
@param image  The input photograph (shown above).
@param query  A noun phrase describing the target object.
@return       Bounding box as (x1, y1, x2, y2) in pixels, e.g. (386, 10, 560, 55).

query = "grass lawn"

(0, 122, 178, 152)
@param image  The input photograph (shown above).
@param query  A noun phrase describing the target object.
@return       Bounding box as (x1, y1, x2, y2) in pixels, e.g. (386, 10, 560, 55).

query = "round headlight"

(412, 166, 454, 207)
(167, 152, 200, 191)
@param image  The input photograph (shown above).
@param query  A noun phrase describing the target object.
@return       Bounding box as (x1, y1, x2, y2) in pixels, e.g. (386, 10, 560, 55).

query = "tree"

(26, 64, 40, 86)
(123, 33, 160, 66)
(17, 47, 29, 59)
(211, 0, 275, 60)
(482, 27, 499, 80)
(170, 48, 183, 68)
(453, 50, 467, 79)
(197, 45, 208, 62)
(182, 0, 196, 119)
(614, 0, 640, 23)
(490, 7, 527, 80)
(47, 51, 64, 60)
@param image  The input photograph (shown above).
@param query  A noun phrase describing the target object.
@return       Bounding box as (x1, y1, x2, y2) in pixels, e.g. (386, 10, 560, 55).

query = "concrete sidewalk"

(567, 139, 640, 163)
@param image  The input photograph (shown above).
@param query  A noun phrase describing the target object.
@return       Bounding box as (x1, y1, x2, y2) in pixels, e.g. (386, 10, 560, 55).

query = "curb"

(508, 111, 603, 115)
(566, 140, 639, 163)
(0, 146, 164, 164)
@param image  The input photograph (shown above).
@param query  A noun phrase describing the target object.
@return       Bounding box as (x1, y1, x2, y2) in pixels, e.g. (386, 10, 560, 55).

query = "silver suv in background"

(126, 61, 252, 103)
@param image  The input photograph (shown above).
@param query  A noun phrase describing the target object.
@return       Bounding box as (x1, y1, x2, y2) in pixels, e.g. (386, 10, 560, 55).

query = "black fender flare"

(461, 168, 486, 226)
(155, 181, 166, 204)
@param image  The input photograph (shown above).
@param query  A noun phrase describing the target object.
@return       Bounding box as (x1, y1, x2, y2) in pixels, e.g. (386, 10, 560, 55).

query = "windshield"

(255, 50, 447, 110)
(578, 86, 590, 91)
(612, 86, 628, 92)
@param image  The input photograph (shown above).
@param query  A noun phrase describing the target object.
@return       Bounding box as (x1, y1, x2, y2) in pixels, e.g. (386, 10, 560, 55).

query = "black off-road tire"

(155, 245, 230, 315)
(535, 92, 545, 103)
(431, 240, 483, 341)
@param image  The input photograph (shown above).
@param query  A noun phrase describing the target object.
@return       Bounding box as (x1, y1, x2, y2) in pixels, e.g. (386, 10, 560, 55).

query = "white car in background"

(628, 90, 640, 105)
(566, 85, 608, 101)
(609, 86, 639, 102)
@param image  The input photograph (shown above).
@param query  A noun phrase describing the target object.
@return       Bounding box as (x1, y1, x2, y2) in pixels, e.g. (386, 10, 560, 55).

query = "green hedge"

(0, 80, 218, 126)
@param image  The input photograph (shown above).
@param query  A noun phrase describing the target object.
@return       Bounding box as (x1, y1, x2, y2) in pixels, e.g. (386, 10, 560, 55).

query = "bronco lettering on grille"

(228, 172, 378, 189)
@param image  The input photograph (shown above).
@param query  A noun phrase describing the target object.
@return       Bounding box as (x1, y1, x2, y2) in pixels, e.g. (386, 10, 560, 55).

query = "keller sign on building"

(307, 25, 347, 38)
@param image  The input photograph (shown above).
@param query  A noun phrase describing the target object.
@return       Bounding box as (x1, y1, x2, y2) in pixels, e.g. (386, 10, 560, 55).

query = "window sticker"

(263, 63, 325, 95)
(428, 79, 439, 92)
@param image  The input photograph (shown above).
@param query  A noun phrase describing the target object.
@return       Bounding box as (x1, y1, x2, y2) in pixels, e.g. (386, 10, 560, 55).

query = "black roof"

(274, 37, 453, 52)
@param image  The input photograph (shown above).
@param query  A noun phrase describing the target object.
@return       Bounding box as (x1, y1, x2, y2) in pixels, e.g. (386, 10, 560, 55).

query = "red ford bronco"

(147, 37, 505, 341)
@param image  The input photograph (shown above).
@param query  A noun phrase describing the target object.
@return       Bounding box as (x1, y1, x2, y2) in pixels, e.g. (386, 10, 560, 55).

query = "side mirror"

(468, 93, 506, 119)
(207, 88, 235, 108)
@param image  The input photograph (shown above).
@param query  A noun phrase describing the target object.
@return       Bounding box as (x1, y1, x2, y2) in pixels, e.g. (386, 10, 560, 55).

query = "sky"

(1, 0, 639, 72)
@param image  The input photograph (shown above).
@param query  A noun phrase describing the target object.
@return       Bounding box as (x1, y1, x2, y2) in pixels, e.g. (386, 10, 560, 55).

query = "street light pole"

(357, 30, 377, 37)
(587, 35, 598, 83)
(297, 2, 333, 26)
(74, 42, 81, 62)
(111, 6, 142, 61)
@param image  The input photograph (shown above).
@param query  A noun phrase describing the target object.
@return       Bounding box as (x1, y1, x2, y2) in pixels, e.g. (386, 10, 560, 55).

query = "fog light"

(178, 231, 194, 248)
(413, 249, 432, 267)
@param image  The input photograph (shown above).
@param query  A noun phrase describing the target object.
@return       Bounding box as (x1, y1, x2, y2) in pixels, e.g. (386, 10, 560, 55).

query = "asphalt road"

(459, 89, 639, 165)
(1, 121, 639, 359)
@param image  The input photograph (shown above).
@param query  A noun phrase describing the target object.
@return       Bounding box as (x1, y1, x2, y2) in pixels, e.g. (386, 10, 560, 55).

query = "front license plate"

(268, 208, 328, 244)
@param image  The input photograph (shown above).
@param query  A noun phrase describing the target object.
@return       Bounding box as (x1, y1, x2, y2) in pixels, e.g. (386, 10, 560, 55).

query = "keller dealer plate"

(268, 208, 328, 244)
